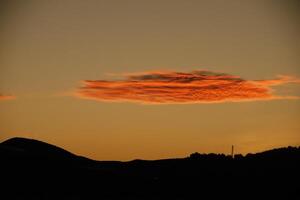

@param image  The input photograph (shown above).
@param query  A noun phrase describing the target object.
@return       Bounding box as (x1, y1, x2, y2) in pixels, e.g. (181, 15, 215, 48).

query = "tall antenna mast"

(231, 145, 234, 159)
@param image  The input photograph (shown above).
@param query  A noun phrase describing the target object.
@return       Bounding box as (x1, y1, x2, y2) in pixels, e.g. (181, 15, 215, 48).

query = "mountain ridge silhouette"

(2, 137, 299, 161)
(1, 137, 299, 199)
(1, 137, 75, 157)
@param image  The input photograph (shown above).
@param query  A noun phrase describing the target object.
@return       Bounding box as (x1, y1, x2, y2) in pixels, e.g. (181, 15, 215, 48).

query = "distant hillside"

(1, 137, 299, 200)
(1, 137, 75, 158)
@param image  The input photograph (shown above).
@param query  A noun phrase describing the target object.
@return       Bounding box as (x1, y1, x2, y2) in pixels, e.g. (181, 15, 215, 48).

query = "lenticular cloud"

(75, 70, 300, 104)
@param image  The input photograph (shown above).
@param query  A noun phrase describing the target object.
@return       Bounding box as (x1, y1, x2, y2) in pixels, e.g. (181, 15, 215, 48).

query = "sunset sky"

(1, 0, 300, 160)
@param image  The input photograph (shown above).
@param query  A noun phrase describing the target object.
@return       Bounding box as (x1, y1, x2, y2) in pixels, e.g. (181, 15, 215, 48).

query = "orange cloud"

(75, 70, 300, 104)
(0, 94, 15, 101)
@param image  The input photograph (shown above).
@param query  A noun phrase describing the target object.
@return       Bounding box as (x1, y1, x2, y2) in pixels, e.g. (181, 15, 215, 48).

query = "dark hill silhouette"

(1, 137, 75, 158)
(1, 137, 299, 200)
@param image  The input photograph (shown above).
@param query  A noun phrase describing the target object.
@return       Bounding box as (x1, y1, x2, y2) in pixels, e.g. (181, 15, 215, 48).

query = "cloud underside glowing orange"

(76, 70, 300, 104)
(0, 94, 15, 101)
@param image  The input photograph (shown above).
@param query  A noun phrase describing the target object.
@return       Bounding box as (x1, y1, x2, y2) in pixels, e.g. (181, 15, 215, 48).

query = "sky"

(0, 0, 300, 161)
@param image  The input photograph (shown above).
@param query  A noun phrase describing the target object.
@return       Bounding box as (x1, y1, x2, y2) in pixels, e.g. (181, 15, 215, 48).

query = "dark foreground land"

(0, 137, 299, 199)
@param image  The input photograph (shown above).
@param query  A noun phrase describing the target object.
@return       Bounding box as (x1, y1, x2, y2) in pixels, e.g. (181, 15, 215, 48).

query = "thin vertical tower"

(231, 145, 234, 159)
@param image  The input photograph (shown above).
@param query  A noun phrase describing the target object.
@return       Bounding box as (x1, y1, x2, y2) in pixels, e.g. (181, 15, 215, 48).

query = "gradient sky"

(1, 0, 300, 160)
